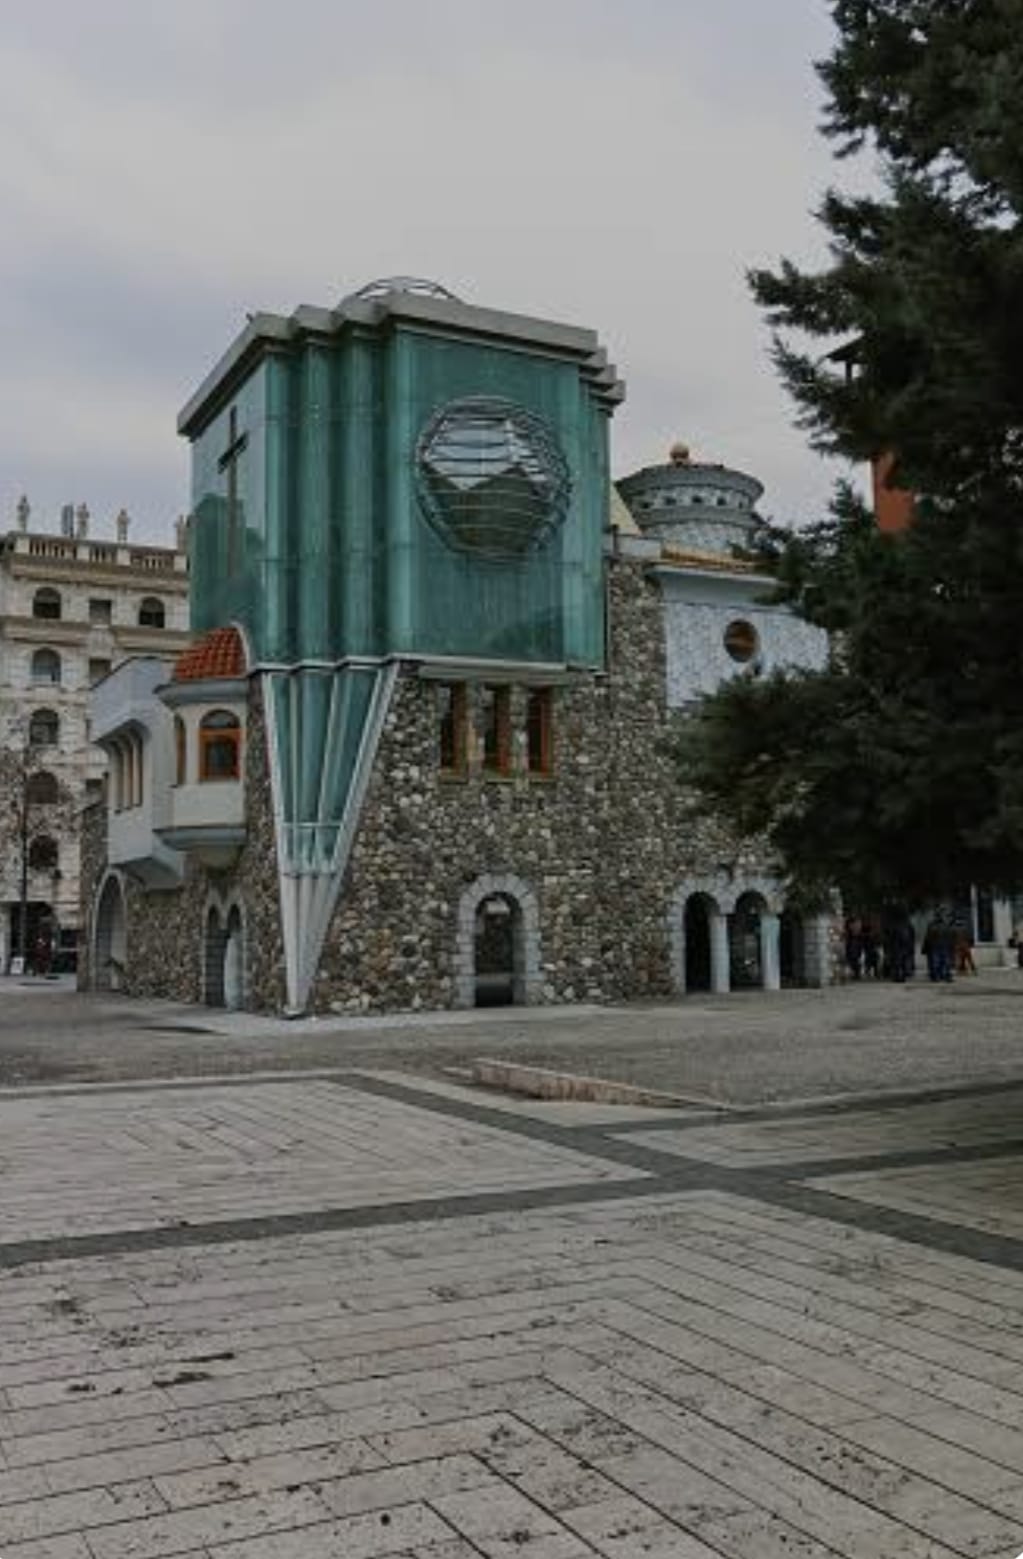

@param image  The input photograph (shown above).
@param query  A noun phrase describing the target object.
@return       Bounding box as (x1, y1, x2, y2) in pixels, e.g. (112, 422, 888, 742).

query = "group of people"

(844, 912, 978, 983)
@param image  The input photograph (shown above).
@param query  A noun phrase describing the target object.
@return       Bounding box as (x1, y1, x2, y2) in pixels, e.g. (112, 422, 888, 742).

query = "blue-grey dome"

(618, 445, 764, 555)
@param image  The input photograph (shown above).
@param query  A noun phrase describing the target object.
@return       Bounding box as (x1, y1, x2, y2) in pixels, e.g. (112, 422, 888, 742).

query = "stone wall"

(92, 554, 829, 1015)
(309, 556, 789, 1015)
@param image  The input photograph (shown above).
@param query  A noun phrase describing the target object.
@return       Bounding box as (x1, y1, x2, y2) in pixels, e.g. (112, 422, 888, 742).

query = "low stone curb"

(467, 1056, 713, 1109)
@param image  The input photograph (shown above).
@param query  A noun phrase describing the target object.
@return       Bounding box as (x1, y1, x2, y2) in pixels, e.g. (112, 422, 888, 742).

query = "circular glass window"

(723, 619, 759, 663)
(415, 396, 571, 561)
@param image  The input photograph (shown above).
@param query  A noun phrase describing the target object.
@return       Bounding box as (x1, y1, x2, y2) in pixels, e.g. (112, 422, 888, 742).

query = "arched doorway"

(223, 906, 244, 1011)
(204, 906, 227, 1007)
(684, 894, 713, 992)
(456, 873, 541, 1009)
(93, 875, 126, 991)
(730, 892, 765, 989)
(474, 893, 522, 1007)
(780, 908, 806, 986)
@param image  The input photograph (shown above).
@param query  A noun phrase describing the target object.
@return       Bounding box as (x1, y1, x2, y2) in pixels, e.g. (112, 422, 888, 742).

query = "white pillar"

(805, 914, 832, 987)
(710, 910, 731, 994)
(223, 931, 243, 1010)
(760, 912, 781, 992)
(993, 895, 1014, 961)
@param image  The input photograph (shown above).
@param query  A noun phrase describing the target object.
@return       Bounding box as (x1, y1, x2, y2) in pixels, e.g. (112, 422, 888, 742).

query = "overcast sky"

(0, 0, 855, 545)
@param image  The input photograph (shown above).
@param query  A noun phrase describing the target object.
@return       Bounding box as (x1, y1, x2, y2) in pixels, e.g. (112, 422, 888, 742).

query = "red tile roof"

(173, 625, 246, 682)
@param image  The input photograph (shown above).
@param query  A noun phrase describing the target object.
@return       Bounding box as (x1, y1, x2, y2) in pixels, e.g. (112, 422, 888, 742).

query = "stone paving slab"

(6, 1063, 1023, 1554)
(618, 1087, 1023, 1167)
(811, 1155, 1023, 1237)
(0, 1080, 643, 1243)
(5, 1191, 1023, 1556)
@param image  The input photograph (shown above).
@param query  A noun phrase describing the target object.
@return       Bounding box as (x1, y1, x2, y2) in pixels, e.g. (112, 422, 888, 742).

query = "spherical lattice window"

(415, 397, 571, 561)
(723, 619, 759, 663)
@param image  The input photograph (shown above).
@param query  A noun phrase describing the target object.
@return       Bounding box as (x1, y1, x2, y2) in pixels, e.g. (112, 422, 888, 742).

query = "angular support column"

(710, 910, 731, 995)
(265, 661, 397, 1014)
(760, 911, 781, 992)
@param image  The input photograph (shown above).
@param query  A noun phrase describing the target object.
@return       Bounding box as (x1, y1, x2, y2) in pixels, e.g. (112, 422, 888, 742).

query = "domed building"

(82, 280, 838, 1014)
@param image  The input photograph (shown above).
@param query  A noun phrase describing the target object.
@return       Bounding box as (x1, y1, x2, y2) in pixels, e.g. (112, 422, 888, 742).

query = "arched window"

(29, 709, 59, 747)
(31, 648, 61, 684)
(32, 587, 61, 621)
(28, 835, 58, 871)
(138, 596, 165, 629)
(26, 770, 58, 806)
(199, 710, 241, 781)
(174, 715, 187, 786)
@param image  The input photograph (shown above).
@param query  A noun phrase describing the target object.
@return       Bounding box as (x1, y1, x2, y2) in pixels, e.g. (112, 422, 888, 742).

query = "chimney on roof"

(115, 507, 130, 543)
(174, 514, 188, 552)
(15, 495, 29, 532)
(76, 503, 89, 539)
(60, 504, 75, 538)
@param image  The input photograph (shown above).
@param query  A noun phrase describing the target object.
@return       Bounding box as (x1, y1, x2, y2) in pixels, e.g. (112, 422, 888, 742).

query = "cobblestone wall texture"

(313, 559, 783, 1015)
(94, 558, 822, 1014)
(76, 799, 108, 990)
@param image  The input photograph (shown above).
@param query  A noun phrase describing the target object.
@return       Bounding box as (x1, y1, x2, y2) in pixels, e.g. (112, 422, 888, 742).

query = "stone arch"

(223, 903, 245, 1011)
(668, 878, 730, 996)
(455, 873, 541, 1009)
(730, 889, 768, 990)
(669, 872, 786, 996)
(92, 871, 127, 991)
(733, 875, 785, 915)
(204, 903, 227, 1007)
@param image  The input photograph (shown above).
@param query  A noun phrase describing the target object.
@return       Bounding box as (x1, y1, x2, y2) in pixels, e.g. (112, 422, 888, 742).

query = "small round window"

(723, 619, 759, 663)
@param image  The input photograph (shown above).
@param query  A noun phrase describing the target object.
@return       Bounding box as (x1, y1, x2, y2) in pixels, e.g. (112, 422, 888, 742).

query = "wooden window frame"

(481, 685, 512, 777)
(199, 711, 242, 782)
(174, 716, 187, 786)
(438, 683, 468, 776)
(526, 687, 553, 777)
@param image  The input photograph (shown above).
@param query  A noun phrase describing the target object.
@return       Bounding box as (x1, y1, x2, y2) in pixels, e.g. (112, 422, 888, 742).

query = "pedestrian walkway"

(4, 1067, 1023, 1555)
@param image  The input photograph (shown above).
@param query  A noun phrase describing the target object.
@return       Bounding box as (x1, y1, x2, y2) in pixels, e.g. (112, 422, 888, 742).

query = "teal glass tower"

(178, 279, 623, 1010)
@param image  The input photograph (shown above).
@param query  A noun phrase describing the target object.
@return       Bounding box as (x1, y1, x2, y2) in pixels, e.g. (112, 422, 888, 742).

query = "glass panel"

(202, 735, 239, 780)
(138, 597, 165, 627)
(29, 710, 58, 746)
(186, 326, 610, 669)
(33, 589, 61, 620)
(32, 650, 61, 684)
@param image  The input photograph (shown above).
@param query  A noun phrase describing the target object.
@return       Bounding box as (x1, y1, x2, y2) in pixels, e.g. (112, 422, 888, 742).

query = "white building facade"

(0, 501, 189, 971)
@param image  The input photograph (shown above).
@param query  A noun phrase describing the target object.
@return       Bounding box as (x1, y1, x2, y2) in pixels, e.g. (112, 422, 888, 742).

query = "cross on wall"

(217, 407, 248, 574)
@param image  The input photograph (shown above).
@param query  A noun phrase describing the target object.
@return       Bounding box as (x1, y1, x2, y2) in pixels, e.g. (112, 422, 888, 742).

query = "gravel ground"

(3, 969, 1023, 1103)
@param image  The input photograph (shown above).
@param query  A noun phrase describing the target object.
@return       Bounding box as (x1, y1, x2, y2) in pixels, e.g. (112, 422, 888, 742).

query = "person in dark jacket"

(922, 917, 954, 982)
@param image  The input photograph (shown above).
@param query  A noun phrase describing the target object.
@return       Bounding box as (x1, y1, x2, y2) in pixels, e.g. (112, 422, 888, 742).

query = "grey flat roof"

(178, 289, 623, 437)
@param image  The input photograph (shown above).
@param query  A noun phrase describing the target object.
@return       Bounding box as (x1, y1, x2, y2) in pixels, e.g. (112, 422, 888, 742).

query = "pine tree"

(680, 0, 1023, 907)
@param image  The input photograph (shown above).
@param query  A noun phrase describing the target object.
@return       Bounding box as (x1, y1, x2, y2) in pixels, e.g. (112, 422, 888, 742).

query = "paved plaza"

(4, 983, 1023, 1555)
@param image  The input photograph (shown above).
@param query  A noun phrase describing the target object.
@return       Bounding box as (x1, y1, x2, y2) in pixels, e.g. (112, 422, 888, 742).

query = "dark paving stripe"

(723, 1137, 1023, 1182)
(0, 1175, 701, 1272)
(622, 1075, 1023, 1129)
(742, 1176, 1023, 1274)
(3, 1067, 1023, 1277)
